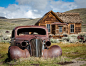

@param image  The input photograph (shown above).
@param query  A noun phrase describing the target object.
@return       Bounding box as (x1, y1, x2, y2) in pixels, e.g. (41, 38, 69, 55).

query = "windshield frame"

(16, 27, 47, 36)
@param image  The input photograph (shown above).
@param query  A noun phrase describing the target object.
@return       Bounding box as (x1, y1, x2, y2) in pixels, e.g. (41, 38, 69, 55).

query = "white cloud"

(74, 0, 86, 8)
(50, 1, 77, 12)
(25, 10, 41, 18)
(16, 0, 49, 10)
(0, 0, 86, 19)
(0, 4, 42, 19)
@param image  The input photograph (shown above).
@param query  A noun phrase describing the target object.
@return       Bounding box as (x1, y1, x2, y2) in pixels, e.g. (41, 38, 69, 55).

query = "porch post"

(55, 25, 56, 34)
(50, 24, 52, 34)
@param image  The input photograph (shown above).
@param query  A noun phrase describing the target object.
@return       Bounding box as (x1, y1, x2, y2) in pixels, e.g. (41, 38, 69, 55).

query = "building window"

(70, 24, 74, 33)
(47, 24, 50, 32)
(59, 26, 62, 32)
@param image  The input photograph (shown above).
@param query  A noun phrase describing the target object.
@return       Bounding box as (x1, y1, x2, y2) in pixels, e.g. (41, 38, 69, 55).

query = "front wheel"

(8, 46, 11, 58)
(26, 45, 31, 55)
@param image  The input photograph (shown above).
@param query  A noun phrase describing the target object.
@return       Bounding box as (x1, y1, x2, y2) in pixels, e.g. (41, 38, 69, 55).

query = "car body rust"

(8, 25, 62, 60)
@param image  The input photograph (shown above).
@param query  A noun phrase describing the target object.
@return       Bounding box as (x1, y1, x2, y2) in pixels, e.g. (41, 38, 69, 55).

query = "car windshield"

(17, 28, 46, 36)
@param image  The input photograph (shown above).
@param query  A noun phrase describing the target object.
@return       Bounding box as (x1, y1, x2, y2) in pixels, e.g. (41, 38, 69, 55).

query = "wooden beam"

(74, 23, 75, 34)
(39, 23, 40, 26)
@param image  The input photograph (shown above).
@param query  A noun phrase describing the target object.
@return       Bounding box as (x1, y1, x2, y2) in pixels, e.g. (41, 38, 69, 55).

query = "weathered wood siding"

(36, 12, 61, 34)
(35, 11, 82, 38)
(67, 23, 81, 34)
(75, 23, 81, 34)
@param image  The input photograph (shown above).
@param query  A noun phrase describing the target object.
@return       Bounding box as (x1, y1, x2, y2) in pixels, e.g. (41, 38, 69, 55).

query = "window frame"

(46, 24, 50, 32)
(59, 26, 62, 33)
(70, 24, 74, 33)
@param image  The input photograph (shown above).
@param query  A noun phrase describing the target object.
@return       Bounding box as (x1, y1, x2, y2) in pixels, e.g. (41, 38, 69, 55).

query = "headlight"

(46, 41, 51, 46)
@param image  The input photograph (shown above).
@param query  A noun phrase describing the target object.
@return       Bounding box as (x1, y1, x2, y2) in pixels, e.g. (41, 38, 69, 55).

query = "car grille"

(30, 39, 42, 57)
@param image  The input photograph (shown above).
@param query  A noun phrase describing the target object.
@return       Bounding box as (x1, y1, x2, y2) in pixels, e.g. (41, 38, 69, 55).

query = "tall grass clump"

(0, 29, 11, 43)
(9, 56, 71, 66)
(50, 38, 60, 43)
(62, 34, 79, 43)
(68, 34, 78, 43)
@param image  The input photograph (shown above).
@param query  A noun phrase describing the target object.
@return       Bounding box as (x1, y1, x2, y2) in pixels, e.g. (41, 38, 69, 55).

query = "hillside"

(66, 8, 86, 24)
(0, 8, 86, 42)
(0, 18, 40, 30)
(0, 17, 7, 19)
(0, 18, 40, 42)
(0, 8, 86, 30)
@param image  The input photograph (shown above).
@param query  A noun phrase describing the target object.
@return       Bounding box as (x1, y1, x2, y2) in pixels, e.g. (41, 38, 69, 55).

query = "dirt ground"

(62, 60, 86, 66)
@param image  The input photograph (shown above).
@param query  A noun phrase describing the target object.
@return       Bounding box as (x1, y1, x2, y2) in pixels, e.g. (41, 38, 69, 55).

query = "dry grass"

(0, 18, 40, 30)
(52, 43, 86, 60)
(0, 42, 10, 54)
(0, 43, 10, 63)
(61, 43, 86, 47)
(9, 56, 71, 66)
(0, 42, 86, 66)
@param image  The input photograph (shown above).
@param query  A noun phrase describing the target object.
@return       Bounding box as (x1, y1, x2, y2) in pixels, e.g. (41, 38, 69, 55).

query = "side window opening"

(12, 30, 15, 38)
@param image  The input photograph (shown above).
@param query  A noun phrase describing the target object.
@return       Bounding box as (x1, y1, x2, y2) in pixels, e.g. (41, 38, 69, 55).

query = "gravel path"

(63, 60, 86, 66)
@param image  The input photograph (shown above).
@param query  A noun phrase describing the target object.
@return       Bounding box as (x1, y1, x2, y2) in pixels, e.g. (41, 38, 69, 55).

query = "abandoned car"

(8, 26, 62, 60)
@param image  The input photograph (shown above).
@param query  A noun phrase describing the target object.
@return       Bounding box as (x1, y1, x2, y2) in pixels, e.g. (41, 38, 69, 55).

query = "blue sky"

(55, 0, 74, 2)
(0, 0, 16, 8)
(0, 0, 86, 19)
(0, 0, 74, 7)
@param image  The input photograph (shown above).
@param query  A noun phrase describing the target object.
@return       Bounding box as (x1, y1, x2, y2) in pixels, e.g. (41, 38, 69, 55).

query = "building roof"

(35, 11, 83, 24)
(55, 12, 83, 23)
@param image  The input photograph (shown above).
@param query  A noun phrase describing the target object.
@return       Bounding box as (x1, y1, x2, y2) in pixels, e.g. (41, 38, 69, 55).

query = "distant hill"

(65, 8, 86, 24)
(65, 8, 86, 32)
(0, 8, 86, 31)
(0, 17, 7, 19)
(0, 8, 86, 42)
(0, 18, 40, 30)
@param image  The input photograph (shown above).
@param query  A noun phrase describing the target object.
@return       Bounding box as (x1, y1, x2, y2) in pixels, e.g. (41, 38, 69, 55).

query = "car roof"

(13, 25, 48, 31)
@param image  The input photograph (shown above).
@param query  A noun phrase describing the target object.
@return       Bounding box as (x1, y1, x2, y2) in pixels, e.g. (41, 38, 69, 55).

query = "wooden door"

(51, 25, 55, 35)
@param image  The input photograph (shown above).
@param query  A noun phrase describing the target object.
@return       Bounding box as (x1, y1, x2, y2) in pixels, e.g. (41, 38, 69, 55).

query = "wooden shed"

(35, 10, 83, 38)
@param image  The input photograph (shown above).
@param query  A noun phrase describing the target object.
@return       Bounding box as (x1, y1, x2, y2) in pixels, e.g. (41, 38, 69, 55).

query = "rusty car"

(8, 26, 62, 60)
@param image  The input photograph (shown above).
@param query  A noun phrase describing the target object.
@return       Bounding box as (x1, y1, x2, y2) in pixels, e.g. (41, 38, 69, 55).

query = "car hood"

(15, 35, 48, 41)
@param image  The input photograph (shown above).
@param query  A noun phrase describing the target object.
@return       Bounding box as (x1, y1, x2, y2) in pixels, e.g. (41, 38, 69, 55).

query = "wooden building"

(35, 11, 83, 38)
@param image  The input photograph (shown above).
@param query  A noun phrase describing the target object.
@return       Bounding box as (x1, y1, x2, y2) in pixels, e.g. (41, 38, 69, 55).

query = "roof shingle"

(55, 12, 83, 23)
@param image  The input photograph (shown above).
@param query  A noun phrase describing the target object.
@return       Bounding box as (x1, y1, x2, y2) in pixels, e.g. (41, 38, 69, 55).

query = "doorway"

(52, 25, 55, 35)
